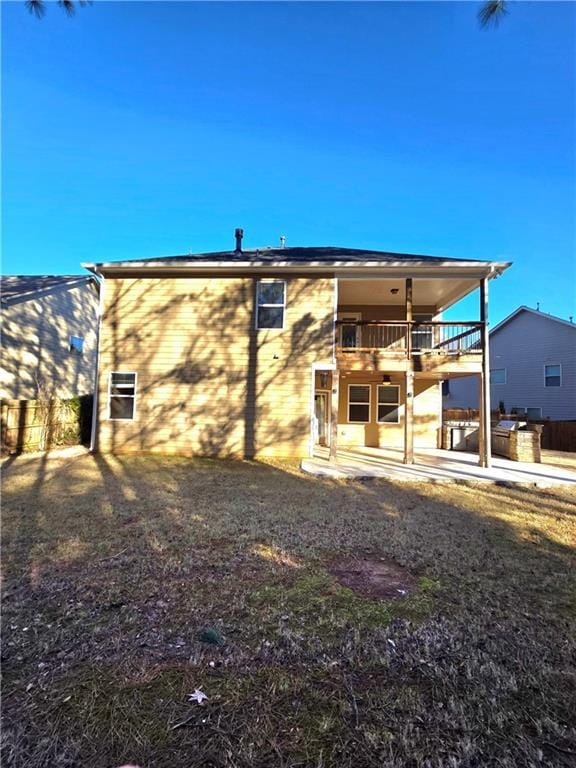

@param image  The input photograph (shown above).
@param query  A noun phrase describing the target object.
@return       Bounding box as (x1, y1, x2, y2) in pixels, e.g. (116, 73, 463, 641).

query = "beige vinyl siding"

(96, 275, 335, 457)
(337, 375, 440, 448)
(0, 282, 99, 400)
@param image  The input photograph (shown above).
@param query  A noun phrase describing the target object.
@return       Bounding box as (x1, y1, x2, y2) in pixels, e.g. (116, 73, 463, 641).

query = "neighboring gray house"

(1, 275, 100, 400)
(444, 306, 576, 421)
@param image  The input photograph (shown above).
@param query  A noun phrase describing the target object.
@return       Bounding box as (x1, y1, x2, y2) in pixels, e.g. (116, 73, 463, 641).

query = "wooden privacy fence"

(539, 421, 576, 453)
(1, 396, 92, 454)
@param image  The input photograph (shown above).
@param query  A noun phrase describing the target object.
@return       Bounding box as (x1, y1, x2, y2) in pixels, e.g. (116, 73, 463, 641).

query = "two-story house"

(83, 230, 510, 467)
(444, 306, 576, 420)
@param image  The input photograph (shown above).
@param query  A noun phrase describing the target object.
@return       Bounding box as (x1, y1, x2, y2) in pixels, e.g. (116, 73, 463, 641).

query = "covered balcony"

(336, 320, 483, 374)
(322, 273, 494, 468)
(336, 275, 484, 374)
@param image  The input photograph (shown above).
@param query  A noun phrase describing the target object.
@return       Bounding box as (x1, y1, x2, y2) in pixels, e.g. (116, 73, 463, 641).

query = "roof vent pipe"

(235, 228, 244, 253)
(280, 235, 286, 249)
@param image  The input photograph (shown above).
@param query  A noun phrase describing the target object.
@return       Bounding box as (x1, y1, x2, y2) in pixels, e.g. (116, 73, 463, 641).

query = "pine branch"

(478, 0, 509, 28)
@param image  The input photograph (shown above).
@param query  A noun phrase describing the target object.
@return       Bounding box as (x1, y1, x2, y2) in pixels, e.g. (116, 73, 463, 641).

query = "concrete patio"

(301, 447, 576, 486)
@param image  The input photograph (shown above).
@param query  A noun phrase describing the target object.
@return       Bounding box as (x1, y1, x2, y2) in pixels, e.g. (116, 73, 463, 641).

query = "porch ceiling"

(338, 278, 478, 312)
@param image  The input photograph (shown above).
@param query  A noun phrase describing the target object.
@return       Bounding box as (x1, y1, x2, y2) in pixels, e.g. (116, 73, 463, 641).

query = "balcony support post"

(478, 277, 492, 468)
(404, 367, 414, 465)
(329, 370, 339, 463)
(404, 277, 414, 464)
(405, 277, 413, 324)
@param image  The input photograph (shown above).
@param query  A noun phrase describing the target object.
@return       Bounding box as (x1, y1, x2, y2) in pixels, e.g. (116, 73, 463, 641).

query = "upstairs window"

(377, 385, 400, 423)
(348, 385, 370, 423)
(69, 335, 84, 355)
(545, 364, 561, 387)
(109, 372, 136, 420)
(256, 280, 285, 329)
(490, 368, 506, 385)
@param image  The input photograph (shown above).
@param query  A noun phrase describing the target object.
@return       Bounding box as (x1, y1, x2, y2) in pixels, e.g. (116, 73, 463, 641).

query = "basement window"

(109, 372, 136, 420)
(348, 385, 370, 423)
(377, 385, 400, 423)
(256, 280, 285, 330)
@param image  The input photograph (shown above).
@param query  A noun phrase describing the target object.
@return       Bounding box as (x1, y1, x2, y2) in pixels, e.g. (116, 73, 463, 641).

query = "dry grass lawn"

(541, 449, 576, 472)
(2, 450, 576, 767)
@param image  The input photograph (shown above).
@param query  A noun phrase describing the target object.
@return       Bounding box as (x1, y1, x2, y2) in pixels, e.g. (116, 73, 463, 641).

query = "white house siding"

(1, 281, 99, 400)
(445, 310, 576, 420)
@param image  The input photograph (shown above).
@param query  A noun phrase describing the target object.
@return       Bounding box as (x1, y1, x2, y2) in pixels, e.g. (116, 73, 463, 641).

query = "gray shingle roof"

(97, 246, 487, 266)
(0, 275, 93, 302)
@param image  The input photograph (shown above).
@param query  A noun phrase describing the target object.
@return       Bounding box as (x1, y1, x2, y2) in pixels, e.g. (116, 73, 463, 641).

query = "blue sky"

(2, 1, 575, 324)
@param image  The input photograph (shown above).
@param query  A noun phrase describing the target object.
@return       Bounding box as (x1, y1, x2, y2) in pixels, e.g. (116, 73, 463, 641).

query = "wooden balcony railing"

(336, 321, 483, 355)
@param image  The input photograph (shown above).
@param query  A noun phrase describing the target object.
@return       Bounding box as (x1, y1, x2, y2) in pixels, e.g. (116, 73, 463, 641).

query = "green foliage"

(196, 626, 225, 646)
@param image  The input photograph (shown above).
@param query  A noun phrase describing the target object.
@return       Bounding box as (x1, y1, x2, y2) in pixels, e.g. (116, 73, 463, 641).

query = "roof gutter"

(82, 260, 512, 280)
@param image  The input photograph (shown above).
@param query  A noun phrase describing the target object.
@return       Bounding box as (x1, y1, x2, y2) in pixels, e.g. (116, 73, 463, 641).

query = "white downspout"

(89, 274, 104, 453)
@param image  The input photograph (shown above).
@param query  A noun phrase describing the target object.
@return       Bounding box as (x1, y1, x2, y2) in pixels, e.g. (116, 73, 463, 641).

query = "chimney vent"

(235, 228, 244, 253)
(280, 235, 286, 249)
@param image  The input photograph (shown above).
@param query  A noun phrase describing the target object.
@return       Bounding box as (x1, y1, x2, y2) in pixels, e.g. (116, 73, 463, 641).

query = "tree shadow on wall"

(101, 276, 335, 457)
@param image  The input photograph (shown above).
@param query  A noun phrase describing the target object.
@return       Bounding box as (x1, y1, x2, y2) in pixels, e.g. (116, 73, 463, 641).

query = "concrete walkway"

(301, 447, 576, 486)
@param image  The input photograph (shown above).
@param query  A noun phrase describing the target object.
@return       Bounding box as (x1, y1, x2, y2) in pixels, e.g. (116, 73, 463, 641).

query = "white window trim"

(256, 279, 286, 330)
(377, 384, 401, 424)
(510, 406, 542, 420)
(348, 383, 371, 424)
(544, 363, 562, 387)
(108, 371, 137, 421)
(490, 367, 507, 385)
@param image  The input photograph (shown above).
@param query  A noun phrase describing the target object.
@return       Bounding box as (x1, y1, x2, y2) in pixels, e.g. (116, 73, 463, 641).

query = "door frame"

(309, 363, 336, 457)
(314, 392, 330, 446)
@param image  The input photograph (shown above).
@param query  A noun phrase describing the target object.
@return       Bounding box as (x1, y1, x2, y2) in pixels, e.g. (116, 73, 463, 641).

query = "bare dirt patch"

(328, 556, 416, 600)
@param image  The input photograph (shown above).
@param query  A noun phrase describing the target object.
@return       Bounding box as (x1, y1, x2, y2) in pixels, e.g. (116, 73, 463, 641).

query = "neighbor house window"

(511, 407, 526, 416)
(256, 280, 285, 329)
(490, 368, 506, 385)
(69, 335, 84, 355)
(526, 407, 542, 420)
(348, 385, 370, 423)
(377, 385, 400, 423)
(108, 372, 136, 420)
(545, 364, 561, 387)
